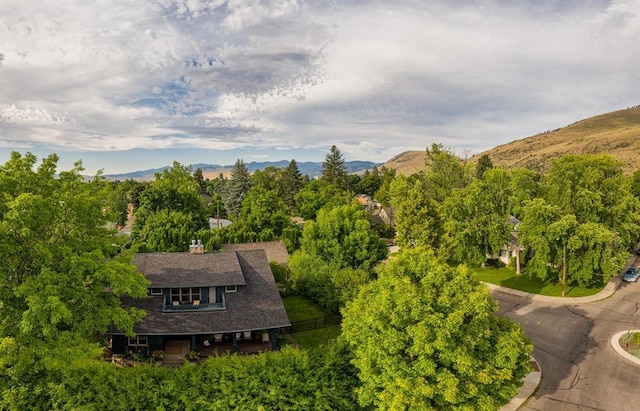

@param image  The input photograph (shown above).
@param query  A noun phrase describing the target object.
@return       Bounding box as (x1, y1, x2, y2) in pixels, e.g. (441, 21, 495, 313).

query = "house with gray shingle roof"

(221, 241, 290, 265)
(109, 243, 290, 356)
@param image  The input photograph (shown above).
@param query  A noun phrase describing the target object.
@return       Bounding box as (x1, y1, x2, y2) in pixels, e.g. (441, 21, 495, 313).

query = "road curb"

(611, 330, 640, 365)
(500, 357, 541, 411)
(484, 276, 619, 305)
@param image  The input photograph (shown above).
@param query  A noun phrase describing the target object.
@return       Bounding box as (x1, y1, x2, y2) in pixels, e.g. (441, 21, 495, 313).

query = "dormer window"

(225, 285, 237, 293)
(170, 287, 201, 303)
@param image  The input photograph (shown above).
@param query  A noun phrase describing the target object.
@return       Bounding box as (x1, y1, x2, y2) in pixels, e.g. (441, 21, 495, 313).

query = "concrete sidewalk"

(485, 274, 621, 305)
(500, 357, 541, 411)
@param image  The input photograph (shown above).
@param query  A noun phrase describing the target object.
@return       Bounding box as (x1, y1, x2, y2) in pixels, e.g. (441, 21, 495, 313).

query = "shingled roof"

(133, 252, 246, 287)
(220, 241, 289, 265)
(118, 249, 290, 335)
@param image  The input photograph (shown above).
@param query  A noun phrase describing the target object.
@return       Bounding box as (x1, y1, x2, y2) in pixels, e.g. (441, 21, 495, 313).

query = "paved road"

(491, 260, 640, 410)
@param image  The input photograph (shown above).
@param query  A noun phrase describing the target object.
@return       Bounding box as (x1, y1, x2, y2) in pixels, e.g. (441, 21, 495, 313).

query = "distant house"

(489, 216, 523, 273)
(369, 206, 395, 228)
(378, 207, 395, 227)
(109, 242, 291, 356)
(355, 194, 375, 210)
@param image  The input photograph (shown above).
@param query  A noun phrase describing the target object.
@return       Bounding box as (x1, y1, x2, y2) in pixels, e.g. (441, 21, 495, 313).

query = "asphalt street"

(491, 256, 640, 410)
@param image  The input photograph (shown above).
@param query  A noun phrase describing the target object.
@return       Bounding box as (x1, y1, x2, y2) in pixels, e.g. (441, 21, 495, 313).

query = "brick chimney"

(189, 239, 205, 254)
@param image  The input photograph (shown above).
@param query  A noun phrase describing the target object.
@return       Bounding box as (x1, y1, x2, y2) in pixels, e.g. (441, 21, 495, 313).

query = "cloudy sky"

(1, 0, 638, 175)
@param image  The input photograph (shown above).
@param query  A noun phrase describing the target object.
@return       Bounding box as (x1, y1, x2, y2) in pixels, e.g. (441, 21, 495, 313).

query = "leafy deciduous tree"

(294, 180, 352, 221)
(132, 161, 208, 251)
(341, 248, 533, 410)
(300, 203, 387, 271)
(0, 153, 148, 398)
(390, 174, 444, 250)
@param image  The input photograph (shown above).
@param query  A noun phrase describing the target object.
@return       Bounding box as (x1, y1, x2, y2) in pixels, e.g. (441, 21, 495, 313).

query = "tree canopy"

(518, 155, 639, 287)
(0, 152, 148, 401)
(341, 248, 533, 410)
(300, 203, 387, 271)
(223, 159, 253, 218)
(131, 161, 208, 251)
(321, 145, 348, 189)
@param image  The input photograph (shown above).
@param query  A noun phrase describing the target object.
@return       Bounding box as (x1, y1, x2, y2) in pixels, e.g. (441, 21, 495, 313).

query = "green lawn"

(289, 325, 342, 349)
(281, 295, 342, 348)
(281, 295, 331, 322)
(471, 266, 603, 297)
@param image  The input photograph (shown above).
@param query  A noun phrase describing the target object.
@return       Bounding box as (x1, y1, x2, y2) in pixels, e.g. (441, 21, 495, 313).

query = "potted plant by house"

(152, 350, 165, 364)
(185, 350, 200, 362)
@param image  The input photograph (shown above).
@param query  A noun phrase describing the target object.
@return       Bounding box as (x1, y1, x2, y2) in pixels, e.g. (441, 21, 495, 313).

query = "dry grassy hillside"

(385, 106, 640, 175)
(382, 151, 427, 176)
(476, 106, 640, 174)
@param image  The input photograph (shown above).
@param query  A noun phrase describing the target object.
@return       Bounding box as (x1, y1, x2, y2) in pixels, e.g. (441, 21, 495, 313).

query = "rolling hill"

(384, 106, 640, 175)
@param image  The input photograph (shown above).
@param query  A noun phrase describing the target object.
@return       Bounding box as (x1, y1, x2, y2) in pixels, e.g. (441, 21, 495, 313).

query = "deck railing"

(162, 295, 226, 312)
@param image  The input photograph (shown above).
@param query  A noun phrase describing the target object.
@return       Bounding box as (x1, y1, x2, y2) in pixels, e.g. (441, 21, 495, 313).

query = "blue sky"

(1, 0, 638, 175)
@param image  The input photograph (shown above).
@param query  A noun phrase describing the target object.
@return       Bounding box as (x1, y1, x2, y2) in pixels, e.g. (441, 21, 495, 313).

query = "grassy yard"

(281, 295, 331, 322)
(281, 295, 342, 349)
(471, 266, 603, 297)
(289, 325, 342, 348)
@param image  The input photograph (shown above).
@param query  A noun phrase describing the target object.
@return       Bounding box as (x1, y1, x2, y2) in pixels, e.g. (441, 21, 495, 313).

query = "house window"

(225, 285, 237, 293)
(149, 288, 162, 295)
(170, 287, 201, 303)
(128, 335, 148, 346)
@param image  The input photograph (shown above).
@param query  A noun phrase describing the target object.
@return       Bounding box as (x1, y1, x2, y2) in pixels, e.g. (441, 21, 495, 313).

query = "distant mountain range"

(104, 160, 382, 181)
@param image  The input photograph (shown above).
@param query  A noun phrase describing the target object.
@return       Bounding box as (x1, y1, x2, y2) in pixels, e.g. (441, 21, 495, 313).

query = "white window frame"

(128, 335, 148, 346)
(149, 288, 162, 295)
(225, 285, 237, 293)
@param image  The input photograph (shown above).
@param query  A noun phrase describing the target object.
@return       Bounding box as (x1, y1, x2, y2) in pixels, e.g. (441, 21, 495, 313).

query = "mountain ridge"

(104, 160, 382, 181)
(383, 106, 640, 175)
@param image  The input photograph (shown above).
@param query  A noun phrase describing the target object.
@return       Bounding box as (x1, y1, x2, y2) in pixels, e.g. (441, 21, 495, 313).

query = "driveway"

(490, 258, 640, 410)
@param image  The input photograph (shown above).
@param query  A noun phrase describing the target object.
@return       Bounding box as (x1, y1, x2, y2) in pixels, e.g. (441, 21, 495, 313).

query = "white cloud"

(0, 0, 638, 174)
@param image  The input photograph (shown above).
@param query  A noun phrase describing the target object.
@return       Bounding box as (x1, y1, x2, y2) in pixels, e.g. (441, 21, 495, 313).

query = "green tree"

(300, 203, 387, 271)
(193, 167, 207, 194)
(631, 168, 640, 200)
(223, 159, 253, 218)
(225, 186, 300, 250)
(543, 154, 640, 248)
(251, 165, 281, 192)
(341, 248, 533, 410)
(518, 155, 639, 288)
(475, 154, 494, 179)
(206, 174, 228, 218)
(424, 143, 470, 203)
(0, 153, 148, 399)
(390, 174, 444, 250)
(289, 251, 372, 313)
(374, 166, 397, 207)
(278, 159, 303, 212)
(519, 198, 625, 289)
(294, 180, 352, 220)
(507, 168, 541, 218)
(321, 145, 348, 189)
(359, 166, 382, 196)
(132, 161, 208, 250)
(442, 168, 512, 266)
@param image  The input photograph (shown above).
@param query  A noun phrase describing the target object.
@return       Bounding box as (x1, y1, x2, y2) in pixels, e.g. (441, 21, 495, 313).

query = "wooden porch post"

(232, 333, 238, 353)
